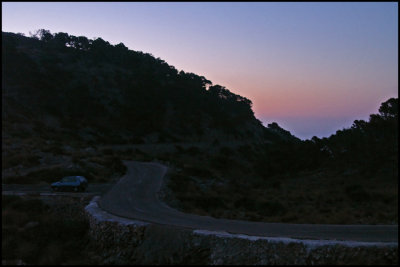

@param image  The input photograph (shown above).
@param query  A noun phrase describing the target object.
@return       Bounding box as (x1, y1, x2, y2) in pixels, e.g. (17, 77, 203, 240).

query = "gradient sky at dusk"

(2, 2, 398, 139)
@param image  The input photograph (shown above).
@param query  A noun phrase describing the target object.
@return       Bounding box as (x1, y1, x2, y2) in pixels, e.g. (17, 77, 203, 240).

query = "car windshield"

(61, 176, 77, 182)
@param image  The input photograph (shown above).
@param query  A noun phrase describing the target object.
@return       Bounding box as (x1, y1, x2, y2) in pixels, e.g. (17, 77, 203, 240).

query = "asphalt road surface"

(99, 161, 398, 243)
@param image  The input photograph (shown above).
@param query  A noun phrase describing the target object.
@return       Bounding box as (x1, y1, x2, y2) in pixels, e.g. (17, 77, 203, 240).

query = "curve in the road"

(99, 161, 398, 243)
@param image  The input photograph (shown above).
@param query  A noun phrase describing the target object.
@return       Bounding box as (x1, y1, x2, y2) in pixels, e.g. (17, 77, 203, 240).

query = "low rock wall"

(85, 196, 398, 265)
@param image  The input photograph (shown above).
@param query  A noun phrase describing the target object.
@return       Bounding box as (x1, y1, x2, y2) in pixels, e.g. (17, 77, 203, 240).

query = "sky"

(2, 2, 398, 140)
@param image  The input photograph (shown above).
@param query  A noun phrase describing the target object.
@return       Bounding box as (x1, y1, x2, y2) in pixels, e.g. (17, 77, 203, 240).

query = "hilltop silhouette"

(2, 30, 296, 145)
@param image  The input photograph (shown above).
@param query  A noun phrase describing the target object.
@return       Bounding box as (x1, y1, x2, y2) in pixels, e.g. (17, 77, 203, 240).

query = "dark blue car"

(51, 176, 88, 192)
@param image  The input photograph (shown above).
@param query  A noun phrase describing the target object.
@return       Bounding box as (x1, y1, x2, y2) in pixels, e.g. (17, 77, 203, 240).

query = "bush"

(271, 180, 281, 189)
(194, 196, 226, 210)
(101, 148, 114, 155)
(38, 241, 64, 265)
(210, 155, 230, 170)
(2, 231, 18, 259)
(10, 198, 47, 214)
(175, 145, 184, 153)
(71, 151, 86, 163)
(261, 201, 287, 216)
(131, 136, 144, 144)
(110, 156, 126, 174)
(42, 144, 64, 155)
(15, 240, 38, 263)
(345, 185, 371, 202)
(212, 139, 220, 146)
(169, 174, 189, 192)
(184, 146, 200, 155)
(238, 144, 253, 155)
(2, 195, 22, 207)
(183, 166, 212, 178)
(2, 209, 30, 227)
(234, 197, 252, 210)
(135, 148, 146, 155)
(219, 146, 234, 156)
(122, 148, 133, 154)
(2, 153, 40, 169)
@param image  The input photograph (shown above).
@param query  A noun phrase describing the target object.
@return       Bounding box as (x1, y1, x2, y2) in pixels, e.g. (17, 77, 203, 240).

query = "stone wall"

(85, 196, 398, 265)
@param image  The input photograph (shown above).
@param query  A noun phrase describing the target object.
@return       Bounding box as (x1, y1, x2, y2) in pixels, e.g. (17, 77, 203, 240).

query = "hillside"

(2, 30, 397, 225)
(2, 30, 298, 184)
(2, 30, 296, 146)
(163, 97, 398, 224)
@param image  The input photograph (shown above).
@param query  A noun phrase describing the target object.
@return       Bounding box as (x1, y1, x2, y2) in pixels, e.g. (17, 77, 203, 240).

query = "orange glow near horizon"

(215, 68, 397, 121)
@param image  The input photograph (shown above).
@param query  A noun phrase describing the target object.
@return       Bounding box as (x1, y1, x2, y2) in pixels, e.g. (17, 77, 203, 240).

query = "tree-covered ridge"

(254, 97, 398, 179)
(3, 29, 271, 143)
(318, 97, 398, 173)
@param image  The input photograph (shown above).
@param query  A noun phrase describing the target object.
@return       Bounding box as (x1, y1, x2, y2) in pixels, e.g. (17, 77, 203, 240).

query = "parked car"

(51, 176, 88, 192)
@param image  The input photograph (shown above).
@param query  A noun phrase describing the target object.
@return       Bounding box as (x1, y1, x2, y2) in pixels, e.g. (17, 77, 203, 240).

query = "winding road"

(99, 161, 398, 243)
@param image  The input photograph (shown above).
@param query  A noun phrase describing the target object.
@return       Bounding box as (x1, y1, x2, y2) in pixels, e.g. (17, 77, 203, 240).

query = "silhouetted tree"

(379, 97, 398, 119)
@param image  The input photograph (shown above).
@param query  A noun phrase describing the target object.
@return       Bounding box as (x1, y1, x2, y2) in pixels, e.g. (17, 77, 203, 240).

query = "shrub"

(210, 155, 230, 170)
(101, 148, 114, 155)
(184, 146, 200, 155)
(135, 148, 146, 155)
(183, 166, 212, 178)
(169, 174, 189, 192)
(219, 146, 234, 156)
(131, 136, 144, 144)
(194, 196, 226, 210)
(212, 138, 220, 146)
(259, 201, 287, 216)
(2, 195, 22, 207)
(238, 144, 253, 155)
(345, 184, 371, 202)
(122, 148, 133, 154)
(71, 151, 86, 163)
(10, 198, 47, 214)
(15, 240, 38, 263)
(110, 156, 126, 174)
(2, 209, 30, 227)
(2, 231, 18, 259)
(42, 145, 64, 155)
(2, 154, 40, 169)
(271, 180, 281, 189)
(38, 241, 64, 265)
(174, 145, 184, 153)
(234, 197, 254, 210)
